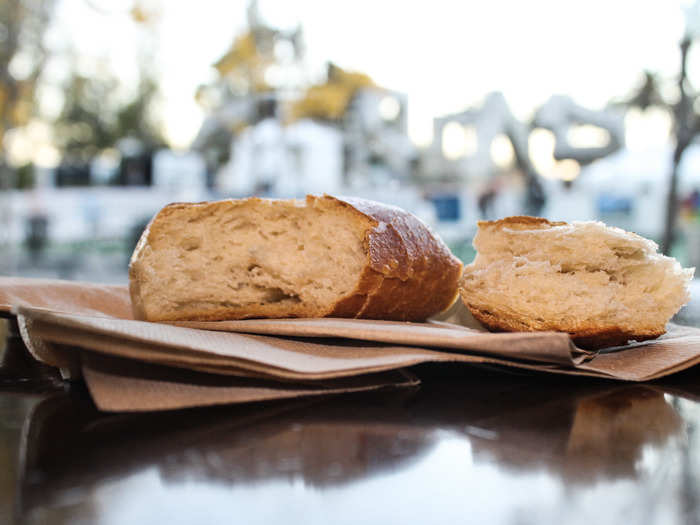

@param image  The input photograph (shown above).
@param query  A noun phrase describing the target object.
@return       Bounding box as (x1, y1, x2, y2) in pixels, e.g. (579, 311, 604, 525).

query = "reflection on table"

(1, 329, 699, 524)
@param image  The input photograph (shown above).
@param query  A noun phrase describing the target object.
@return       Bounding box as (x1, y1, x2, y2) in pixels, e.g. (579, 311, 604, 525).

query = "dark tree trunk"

(662, 37, 694, 256)
(663, 142, 687, 255)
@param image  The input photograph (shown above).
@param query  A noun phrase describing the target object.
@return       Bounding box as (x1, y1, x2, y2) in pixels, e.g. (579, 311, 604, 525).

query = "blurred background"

(1, 0, 700, 303)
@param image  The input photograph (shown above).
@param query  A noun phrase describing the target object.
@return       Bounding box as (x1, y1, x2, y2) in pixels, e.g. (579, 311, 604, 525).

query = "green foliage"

(1, 0, 164, 176)
(15, 163, 35, 189)
(54, 69, 165, 161)
(0, 0, 57, 146)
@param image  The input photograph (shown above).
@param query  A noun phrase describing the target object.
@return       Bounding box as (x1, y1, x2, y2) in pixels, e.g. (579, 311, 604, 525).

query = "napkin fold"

(3, 276, 700, 412)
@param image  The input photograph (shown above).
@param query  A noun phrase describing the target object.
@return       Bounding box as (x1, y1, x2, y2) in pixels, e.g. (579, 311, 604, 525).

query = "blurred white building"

(218, 118, 344, 197)
(546, 142, 700, 239)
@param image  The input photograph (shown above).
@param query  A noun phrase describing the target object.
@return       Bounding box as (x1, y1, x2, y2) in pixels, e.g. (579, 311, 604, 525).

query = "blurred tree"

(291, 63, 376, 123)
(0, 0, 55, 145)
(663, 36, 700, 255)
(0, 0, 56, 183)
(53, 71, 119, 161)
(213, 30, 273, 95)
(624, 71, 665, 110)
(53, 66, 164, 163)
(622, 47, 700, 254)
(211, 0, 302, 97)
(54, 0, 165, 163)
(115, 75, 163, 148)
(15, 162, 35, 188)
(0, 0, 55, 253)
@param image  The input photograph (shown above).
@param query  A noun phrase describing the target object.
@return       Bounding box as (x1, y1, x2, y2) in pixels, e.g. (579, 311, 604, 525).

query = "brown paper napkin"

(0, 278, 424, 409)
(81, 352, 419, 412)
(0, 276, 133, 318)
(172, 318, 591, 365)
(3, 276, 700, 403)
(19, 305, 700, 381)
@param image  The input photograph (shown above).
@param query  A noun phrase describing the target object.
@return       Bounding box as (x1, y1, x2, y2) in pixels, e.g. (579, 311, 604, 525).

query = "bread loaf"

(129, 195, 462, 322)
(459, 216, 694, 349)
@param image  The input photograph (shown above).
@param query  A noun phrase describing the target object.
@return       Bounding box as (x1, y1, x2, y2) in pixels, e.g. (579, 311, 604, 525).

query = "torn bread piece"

(130, 195, 462, 323)
(459, 216, 694, 349)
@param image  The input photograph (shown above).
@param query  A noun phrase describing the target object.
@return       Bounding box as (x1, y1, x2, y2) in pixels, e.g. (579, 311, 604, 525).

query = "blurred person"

(477, 179, 501, 220)
(24, 188, 49, 263)
(25, 214, 48, 263)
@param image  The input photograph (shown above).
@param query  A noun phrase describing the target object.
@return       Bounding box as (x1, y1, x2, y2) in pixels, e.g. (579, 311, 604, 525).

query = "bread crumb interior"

(461, 221, 693, 334)
(137, 198, 370, 319)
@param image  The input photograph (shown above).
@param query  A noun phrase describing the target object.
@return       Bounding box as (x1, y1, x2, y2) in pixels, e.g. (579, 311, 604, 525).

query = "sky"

(40, 0, 700, 150)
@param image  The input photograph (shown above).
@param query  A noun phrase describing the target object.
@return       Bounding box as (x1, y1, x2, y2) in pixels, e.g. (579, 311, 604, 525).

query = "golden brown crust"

(129, 195, 463, 322)
(477, 216, 567, 229)
(468, 305, 662, 350)
(325, 195, 462, 321)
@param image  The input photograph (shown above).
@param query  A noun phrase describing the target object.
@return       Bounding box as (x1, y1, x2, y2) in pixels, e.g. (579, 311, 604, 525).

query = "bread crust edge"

(477, 215, 568, 229)
(465, 295, 665, 350)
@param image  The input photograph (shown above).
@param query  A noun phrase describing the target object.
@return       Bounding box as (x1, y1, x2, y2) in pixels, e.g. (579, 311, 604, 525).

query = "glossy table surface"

(2, 329, 700, 525)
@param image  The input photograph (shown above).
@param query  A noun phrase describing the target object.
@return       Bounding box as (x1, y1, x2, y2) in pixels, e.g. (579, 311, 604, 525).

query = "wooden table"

(1, 331, 699, 525)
